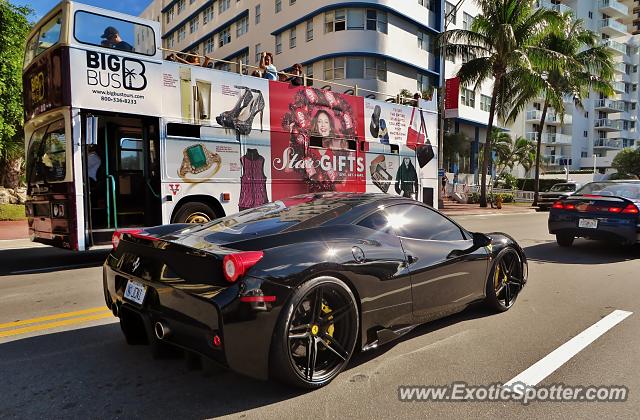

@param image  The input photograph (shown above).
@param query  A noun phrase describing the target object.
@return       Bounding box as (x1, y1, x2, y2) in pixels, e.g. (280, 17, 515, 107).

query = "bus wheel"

(172, 202, 218, 224)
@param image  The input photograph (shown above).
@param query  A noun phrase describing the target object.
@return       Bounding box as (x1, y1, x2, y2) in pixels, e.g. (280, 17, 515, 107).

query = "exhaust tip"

(154, 321, 170, 340)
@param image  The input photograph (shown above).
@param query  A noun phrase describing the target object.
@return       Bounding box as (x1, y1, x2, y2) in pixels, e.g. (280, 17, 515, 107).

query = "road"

(0, 212, 638, 419)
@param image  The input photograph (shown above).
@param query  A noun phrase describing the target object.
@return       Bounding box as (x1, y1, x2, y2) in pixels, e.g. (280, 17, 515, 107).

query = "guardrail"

(447, 184, 535, 202)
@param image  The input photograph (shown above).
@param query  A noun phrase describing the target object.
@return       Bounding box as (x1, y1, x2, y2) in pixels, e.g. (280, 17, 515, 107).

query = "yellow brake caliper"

(322, 303, 335, 341)
(494, 264, 507, 291)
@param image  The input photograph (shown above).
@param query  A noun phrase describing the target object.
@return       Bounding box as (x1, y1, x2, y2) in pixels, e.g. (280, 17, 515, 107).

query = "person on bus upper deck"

(287, 63, 304, 86)
(100, 26, 133, 52)
(259, 52, 278, 81)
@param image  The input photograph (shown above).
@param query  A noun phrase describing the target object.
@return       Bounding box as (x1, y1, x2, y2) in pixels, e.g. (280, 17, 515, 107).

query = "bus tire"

(172, 202, 218, 224)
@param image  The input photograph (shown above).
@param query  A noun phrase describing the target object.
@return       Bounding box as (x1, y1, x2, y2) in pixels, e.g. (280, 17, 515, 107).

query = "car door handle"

(446, 249, 466, 259)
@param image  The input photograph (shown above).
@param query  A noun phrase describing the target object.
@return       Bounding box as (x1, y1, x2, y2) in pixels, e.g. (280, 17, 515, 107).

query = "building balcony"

(618, 92, 638, 103)
(593, 138, 624, 149)
(614, 62, 627, 74)
(525, 109, 572, 125)
(594, 118, 623, 131)
(526, 132, 572, 144)
(544, 155, 572, 166)
(616, 111, 637, 121)
(599, 18, 630, 37)
(535, 0, 573, 14)
(598, 0, 629, 17)
(601, 39, 627, 56)
(613, 80, 626, 93)
(594, 98, 625, 112)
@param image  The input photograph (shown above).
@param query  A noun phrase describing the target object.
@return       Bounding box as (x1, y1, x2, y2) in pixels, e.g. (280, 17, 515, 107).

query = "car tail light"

(552, 201, 575, 210)
(111, 229, 142, 250)
(239, 295, 277, 302)
(622, 203, 639, 214)
(223, 251, 264, 283)
(608, 207, 623, 213)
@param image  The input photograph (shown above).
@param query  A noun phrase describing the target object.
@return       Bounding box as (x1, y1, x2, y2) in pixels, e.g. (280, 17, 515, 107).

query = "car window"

(576, 182, 640, 199)
(549, 184, 576, 192)
(359, 204, 466, 241)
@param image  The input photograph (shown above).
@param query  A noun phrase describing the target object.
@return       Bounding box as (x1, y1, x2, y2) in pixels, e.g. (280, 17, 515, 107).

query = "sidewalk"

(0, 220, 28, 241)
(440, 202, 537, 216)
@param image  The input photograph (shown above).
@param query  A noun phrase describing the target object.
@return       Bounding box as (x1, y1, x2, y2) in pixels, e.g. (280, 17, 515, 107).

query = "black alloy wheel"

(271, 277, 359, 388)
(485, 247, 525, 312)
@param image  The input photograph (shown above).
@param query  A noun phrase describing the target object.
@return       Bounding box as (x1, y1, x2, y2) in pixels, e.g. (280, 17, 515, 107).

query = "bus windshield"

(24, 13, 63, 68)
(26, 119, 67, 186)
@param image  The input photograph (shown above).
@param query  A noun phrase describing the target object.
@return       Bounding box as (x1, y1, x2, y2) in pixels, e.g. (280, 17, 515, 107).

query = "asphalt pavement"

(0, 212, 639, 419)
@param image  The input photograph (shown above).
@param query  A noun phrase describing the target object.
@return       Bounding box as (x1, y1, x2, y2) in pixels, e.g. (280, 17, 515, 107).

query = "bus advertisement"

(23, 1, 438, 251)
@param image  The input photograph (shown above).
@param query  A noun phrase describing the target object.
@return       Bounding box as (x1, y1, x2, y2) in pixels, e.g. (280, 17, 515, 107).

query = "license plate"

(578, 218, 598, 229)
(124, 280, 146, 305)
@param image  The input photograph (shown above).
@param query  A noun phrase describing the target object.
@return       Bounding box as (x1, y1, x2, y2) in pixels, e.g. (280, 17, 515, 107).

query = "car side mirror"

(472, 232, 492, 248)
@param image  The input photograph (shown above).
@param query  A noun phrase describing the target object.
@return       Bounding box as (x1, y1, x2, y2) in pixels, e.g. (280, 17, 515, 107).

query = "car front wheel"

(270, 277, 359, 389)
(485, 247, 525, 312)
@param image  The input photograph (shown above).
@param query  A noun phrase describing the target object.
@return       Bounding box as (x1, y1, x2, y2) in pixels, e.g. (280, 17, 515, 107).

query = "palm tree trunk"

(480, 79, 500, 208)
(532, 102, 548, 207)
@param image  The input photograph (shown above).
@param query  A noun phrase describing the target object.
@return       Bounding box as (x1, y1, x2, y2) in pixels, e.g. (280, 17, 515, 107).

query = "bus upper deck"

(23, 1, 439, 251)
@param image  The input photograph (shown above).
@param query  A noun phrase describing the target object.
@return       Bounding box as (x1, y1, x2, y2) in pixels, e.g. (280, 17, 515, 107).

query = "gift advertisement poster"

(268, 83, 366, 201)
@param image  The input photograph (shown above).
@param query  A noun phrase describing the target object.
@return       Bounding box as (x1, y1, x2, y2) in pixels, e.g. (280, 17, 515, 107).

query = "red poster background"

(268, 82, 366, 200)
(445, 77, 460, 110)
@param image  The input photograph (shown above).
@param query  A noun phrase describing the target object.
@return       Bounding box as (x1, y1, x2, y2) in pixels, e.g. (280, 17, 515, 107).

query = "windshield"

(74, 11, 156, 56)
(26, 119, 67, 186)
(575, 182, 640, 200)
(549, 184, 576, 192)
(181, 196, 353, 245)
(24, 13, 63, 68)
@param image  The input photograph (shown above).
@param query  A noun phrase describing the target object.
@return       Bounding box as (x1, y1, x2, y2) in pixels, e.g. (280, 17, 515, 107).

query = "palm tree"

(506, 12, 614, 206)
(512, 136, 536, 178)
(440, 0, 559, 207)
(491, 130, 513, 175)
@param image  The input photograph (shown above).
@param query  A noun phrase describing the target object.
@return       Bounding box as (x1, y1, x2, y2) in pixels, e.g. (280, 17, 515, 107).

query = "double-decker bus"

(23, 1, 439, 251)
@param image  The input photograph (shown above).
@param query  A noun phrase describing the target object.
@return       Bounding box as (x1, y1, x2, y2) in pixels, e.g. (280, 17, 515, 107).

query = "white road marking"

(504, 309, 632, 392)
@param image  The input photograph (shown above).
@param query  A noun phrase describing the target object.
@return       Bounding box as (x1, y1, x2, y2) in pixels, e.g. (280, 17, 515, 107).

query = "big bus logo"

(85, 51, 147, 91)
(30, 72, 45, 103)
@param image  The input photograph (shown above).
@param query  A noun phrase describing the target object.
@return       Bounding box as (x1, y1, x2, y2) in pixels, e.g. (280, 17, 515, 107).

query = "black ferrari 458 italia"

(104, 193, 527, 388)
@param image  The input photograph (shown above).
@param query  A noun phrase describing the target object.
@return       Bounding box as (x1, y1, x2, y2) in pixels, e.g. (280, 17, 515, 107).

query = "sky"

(14, 0, 151, 21)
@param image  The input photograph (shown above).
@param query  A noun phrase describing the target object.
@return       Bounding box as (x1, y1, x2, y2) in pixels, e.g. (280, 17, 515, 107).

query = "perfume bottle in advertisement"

(179, 66, 192, 120)
(195, 79, 212, 122)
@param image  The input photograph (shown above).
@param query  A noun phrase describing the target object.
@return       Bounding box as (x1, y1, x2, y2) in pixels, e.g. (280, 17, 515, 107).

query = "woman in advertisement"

(311, 110, 348, 150)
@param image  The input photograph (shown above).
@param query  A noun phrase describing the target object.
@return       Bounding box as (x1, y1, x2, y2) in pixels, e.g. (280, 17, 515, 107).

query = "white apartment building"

(140, 0, 443, 101)
(510, 0, 640, 172)
(441, 0, 494, 179)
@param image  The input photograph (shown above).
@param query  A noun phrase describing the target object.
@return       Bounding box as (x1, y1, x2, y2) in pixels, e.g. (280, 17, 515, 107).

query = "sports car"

(103, 193, 528, 388)
(548, 180, 640, 246)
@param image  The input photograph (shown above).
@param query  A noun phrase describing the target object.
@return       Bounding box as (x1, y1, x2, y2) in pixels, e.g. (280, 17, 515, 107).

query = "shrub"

(0, 204, 25, 221)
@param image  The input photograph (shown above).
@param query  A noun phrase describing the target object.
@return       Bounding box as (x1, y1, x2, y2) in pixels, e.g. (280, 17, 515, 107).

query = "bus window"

(27, 120, 67, 184)
(74, 11, 156, 56)
(24, 13, 63, 68)
(120, 138, 144, 171)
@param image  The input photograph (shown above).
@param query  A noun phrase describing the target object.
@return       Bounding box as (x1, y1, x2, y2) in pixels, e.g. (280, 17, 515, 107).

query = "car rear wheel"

(172, 201, 218, 224)
(270, 277, 359, 389)
(556, 233, 574, 247)
(485, 247, 525, 312)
